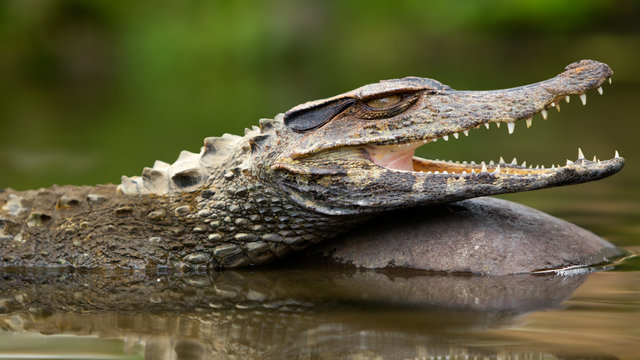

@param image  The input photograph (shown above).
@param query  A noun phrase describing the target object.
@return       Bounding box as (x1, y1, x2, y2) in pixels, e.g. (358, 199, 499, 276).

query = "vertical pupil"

(366, 95, 402, 109)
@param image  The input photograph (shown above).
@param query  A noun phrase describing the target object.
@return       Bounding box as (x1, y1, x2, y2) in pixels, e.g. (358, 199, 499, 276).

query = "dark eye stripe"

(284, 98, 356, 132)
(284, 91, 419, 131)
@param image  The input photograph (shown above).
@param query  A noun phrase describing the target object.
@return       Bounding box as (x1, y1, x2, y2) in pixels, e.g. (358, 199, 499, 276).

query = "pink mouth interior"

(365, 141, 564, 175)
(366, 143, 422, 171)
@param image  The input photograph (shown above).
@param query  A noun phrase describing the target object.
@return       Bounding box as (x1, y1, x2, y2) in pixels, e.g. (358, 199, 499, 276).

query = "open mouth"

(366, 78, 620, 176)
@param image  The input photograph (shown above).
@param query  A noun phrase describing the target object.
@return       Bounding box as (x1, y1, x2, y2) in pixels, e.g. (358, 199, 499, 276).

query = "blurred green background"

(1, 0, 638, 206)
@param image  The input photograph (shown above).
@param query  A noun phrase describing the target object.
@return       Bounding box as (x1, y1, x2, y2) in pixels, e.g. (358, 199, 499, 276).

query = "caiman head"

(271, 60, 624, 215)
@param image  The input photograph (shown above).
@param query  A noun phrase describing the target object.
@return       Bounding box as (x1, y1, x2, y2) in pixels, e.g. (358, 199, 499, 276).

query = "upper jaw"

(286, 60, 613, 158)
(362, 67, 623, 182)
(360, 59, 614, 148)
(331, 59, 619, 178)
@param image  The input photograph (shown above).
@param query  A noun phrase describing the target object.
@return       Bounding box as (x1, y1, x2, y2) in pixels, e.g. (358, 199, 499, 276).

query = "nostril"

(563, 60, 612, 79)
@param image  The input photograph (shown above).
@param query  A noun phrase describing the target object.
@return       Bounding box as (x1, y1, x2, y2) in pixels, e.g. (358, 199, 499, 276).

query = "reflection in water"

(0, 266, 621, 360)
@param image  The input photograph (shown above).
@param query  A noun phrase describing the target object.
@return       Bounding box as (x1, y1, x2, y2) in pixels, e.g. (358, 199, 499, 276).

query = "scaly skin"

(0, 60, 624, 269)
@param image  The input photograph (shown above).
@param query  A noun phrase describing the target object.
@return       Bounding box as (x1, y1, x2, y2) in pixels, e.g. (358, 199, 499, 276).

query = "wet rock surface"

(302, 197, 624, 275)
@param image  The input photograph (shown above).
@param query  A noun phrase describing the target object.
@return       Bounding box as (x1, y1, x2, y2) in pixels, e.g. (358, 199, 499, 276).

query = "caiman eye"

(365, 94, 402, 109)
(359, 92, 418, 119)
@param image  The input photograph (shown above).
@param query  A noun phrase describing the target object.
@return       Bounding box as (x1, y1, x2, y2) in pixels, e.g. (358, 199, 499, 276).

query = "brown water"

(0, 186, 638, 360)
(0, 259, 638, 359)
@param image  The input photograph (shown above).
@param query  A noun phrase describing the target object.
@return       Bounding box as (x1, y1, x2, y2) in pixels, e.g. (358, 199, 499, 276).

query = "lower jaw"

(363, 135, 621, 176)
(364, 135, 523, 173)
(412, 157, 543, 175)
(366, 144, 548, 175)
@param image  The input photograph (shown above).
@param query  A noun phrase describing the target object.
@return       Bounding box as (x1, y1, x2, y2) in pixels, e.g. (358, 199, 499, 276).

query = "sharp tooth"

(507, 122, 515, 134)
(433, 138, 437, 142)
(541, 109, 548, 120)
(535, 165, 540, 169)
(489, 160, 494, 165)
(565, 96, 570, 103)
(566, 159, 573, 165)
(443, 135, 449, 141)
(615, 150, 620, 158)
(593, 156, 597, 162)
(526, 117, 532, 128)
(521, 160, 527, 167)
(496, 123, 501, 128)
(463, 130, 469, 136)
(435, 171, 440, 174)
(471, 169, 475, 173)
(462, 171, 467, 175)
(470, 161, 476, 165)
(453, 132, 459, 139)
(580, 94, 587, 105)
(551, 102, 556, 107)
(555, 103, 561, 111)
(609, 77, 612, 84)
(427, 171, 432, 174)
(462, 161, 468, 164)
(597, 86, 603, 95)
(443, 171, 448, 174)
(484, 123, 490, 130)
(481, 163, 487, 173)
(511, 157, 517, 165)
(493, 165, 501, 173)
(578, 148, 585, 160)
(551, 164, 555, 169)
(499, 156, 505, 163)
(541, 165, 545, 169)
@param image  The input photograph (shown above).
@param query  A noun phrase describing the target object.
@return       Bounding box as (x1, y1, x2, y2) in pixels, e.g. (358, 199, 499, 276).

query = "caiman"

(0, 59, 624, 269)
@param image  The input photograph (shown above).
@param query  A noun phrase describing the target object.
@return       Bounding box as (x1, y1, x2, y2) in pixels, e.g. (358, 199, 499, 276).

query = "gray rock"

(306, 197, 624, 275)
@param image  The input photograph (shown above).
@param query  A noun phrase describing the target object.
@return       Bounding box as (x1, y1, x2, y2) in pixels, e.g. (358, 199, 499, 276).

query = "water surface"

(0, 191, 638, 359)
